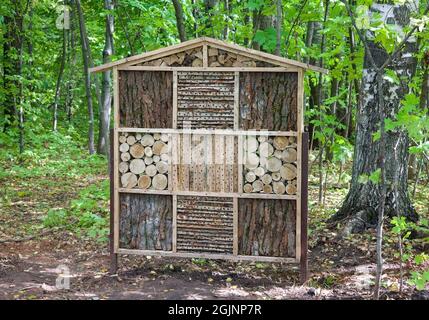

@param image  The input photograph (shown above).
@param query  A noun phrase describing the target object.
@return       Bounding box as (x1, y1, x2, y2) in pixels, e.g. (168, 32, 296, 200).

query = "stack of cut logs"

(141, 47, 263, 68)
(242, 136, 298, 195)
(118, 132, 169, 190)
(207, 48, 258, 67)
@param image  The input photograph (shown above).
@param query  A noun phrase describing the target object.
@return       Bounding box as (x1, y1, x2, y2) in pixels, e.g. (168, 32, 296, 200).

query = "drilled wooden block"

(174, 134, 238, 192)
(176, 196, 234, 254)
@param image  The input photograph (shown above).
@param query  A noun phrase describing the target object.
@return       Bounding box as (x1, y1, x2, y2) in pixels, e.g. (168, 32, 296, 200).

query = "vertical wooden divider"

(234, 71, 239, 130)
(233, 71, 240, 256)
(172, 194, 177, 252)
(113, 67, 120, 252)
(172, 70, 178, 253)
(233, 196, 238, 255)
(203, 44, 208, 67)
(295, 68, 304, 262)
(172, 70, 178, 129)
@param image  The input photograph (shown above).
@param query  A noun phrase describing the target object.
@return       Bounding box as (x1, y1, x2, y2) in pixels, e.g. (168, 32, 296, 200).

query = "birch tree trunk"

(332, 2, 419, 234)
(97, 0, 114, 155)
(75, 0, 95, 154)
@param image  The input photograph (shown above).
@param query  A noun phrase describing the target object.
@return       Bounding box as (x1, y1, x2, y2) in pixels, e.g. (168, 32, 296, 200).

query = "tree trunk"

(275, 0, 282, 56)
(75, 0, 95, 154)
(203, 0, 217, 36)
(331, 2, 419, 234)
(53, 8, 68, 132)
(172, 0, 187, 42)
(3, 12, 23, 131)
(97, 0, 114, 156)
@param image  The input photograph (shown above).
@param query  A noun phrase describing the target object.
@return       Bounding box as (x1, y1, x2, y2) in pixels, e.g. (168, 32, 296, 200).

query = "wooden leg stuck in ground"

(300, 131, 309, 284)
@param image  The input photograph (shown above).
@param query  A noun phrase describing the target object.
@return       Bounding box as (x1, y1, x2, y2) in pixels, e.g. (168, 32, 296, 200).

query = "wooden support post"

(109, 128, 118, 274)
(300, 131, 309, 284)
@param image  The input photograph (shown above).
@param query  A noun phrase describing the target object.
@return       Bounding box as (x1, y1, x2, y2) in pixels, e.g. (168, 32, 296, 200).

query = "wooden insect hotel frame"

(91, 37, 326, 283)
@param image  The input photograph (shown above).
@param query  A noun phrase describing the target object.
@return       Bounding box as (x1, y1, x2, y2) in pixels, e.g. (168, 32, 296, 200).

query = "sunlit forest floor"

(1, 131, 428, 300)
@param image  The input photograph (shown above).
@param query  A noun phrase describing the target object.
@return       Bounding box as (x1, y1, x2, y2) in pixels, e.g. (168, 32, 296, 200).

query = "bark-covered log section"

(176, 196, 234, 254)
(238, 198, 296, 257)
(177, 71, 235, 129)
(239, 72, 298, 131)
(119, 194, 172, 250)
(119, 71, 173, 128)
(242, 135, 298, 195)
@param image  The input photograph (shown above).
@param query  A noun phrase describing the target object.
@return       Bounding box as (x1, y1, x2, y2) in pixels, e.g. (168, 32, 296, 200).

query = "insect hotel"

(90, 37, 326, 282)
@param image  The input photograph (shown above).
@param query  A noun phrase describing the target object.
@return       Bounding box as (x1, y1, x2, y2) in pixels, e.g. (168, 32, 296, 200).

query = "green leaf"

(369, 168, 381, 184)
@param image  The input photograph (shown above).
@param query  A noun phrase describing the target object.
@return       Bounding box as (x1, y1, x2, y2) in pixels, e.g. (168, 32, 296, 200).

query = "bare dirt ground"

(0, 173, 426, 300)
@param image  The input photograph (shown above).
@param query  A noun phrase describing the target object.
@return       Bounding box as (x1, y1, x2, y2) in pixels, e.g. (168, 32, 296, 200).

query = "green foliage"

(390, 217, 429, 291)
(42, 180, 109, 242)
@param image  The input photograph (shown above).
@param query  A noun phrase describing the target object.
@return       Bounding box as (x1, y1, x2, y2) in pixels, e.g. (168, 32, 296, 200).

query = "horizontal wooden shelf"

(118, 188, 298, 200)
(117, 127, 298, 137)
(117, 248, 298, 263)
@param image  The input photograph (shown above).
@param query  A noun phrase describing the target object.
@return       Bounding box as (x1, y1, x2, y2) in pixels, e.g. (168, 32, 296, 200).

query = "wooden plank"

(116, 189, 299, 199)
(233, 196, 238, 256)
(215, 135, 225, 192)
(237, 135, 243, 193)
(238, 193, 298, 200)
(295, 68, 304, 261)
(109, 128, 118, 273)
(173, 70, 178, 129)
(234, 71, 239, 130)
(203, 44, 208, 67)
(117, 248, 298, 263)
(172, 195, 177, 252)
(300, 131, 309, 283)
(113, 67, 120, 253)
(117, 66, 300, 72)
(117, 127, 298, 137)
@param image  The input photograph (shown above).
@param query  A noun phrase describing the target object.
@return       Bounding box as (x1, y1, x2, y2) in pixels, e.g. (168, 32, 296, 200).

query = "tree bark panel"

(176, 196, 234, 254)
(238, 198, 296, 257)
(239, 72, 298, 131)
(119, 71, 173, 128)
(119, 194, 172, 251)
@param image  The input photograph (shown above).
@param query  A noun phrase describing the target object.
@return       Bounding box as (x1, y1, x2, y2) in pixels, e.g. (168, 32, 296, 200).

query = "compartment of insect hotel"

(118, 132, 170, 191)
(241, 134, 298, 195)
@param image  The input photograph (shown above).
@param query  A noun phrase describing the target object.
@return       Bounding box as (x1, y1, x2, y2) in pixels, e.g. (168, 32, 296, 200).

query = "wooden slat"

(176, 196, 234, 254)
(177, 71, 235, 129)
(113, 67, 120, 253)
(172, 70, 178, 129)
(117, 127, 298, 137)
(117, 66, 301, 72)
(296, 68, 304, 261)
(233, 196, 238, 255)
(117, 248, 298, 263)
(203, 44, 208, 67)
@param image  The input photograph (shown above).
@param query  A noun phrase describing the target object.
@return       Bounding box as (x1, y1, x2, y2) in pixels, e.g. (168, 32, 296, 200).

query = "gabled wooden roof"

(90, 37, 328, 74)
